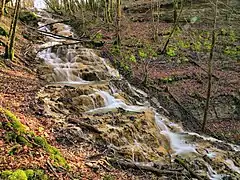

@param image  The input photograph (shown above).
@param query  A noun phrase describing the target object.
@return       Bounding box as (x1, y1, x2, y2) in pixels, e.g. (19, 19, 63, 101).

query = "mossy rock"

(0, 107, 27, 133)
(0, 107, 68, 168)
(0, 26, 8, 37)
(0, 169, 48, 180)
(34, 136, 68, 168)
(19, 11, 38, 25)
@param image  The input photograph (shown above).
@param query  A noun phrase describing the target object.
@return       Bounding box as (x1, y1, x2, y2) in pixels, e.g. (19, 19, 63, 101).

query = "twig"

(47, 160, 59, 178)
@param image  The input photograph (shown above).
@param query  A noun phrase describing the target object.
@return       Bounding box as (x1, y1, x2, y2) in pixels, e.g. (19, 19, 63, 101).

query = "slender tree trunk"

(5, 0, 21, 60)
(202, 0, 218, 132)
(110, 0, 113, 20)
(161, 0, 183, 54)
(104, 0, 108, 23)
(116, 0, 121, 45)
(0, 0, 6, 21)
(173, 0, 178, 23)
(151, 0, 156, 41)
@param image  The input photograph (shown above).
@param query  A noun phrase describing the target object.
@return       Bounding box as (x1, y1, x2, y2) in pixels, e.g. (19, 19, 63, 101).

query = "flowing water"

(36, 12, 240, 179)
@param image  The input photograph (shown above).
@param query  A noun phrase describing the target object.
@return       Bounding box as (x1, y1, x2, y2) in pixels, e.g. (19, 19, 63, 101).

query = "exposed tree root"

(175, 158, 204, 180)
(108, 159, 185, 176)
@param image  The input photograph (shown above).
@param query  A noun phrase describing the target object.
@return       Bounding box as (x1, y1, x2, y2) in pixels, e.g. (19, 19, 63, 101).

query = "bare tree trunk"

(5, 0, 21, 60)
(161, 0, 183, 54)
(116, 0, 121, 45)
(173, 0, 178, 23)
(202, 0, 218, 132)
(0, 0, 6, 21)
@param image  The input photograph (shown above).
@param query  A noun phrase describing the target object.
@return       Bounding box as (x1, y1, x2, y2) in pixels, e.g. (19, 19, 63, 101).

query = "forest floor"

(0, 0, 240, 179)
(82, 0, 240, 145)
(0, 12, 147, 180)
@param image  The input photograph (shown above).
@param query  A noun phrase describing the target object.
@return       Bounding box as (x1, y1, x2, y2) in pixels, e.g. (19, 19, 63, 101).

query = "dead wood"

(38, 19, 71, 29)
(108, 159, 185, 176)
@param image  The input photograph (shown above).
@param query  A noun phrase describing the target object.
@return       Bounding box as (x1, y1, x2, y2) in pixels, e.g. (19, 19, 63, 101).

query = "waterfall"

(36, 11, 240, 179)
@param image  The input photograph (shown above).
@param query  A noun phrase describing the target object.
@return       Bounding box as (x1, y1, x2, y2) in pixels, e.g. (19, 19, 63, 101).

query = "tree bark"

(116, 0, 121, 45)
(0, 0, 6, 21)
(5, 0, 21, 60)
(202, 0, 218, 131)
(161, 0, 183, 54)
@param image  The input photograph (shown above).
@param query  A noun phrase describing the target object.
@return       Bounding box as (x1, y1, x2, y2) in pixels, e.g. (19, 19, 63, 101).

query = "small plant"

(93, 32, 103, 42)
(203, 40, 211, 51)
(166, 46, 177, 57)
(138, 49, 147, 59)
(0, 26, 8, 37)
(229, 30, 236, 42)
(129, 54, 136, 63)
(178, 40, 190, 49)
(224, 46, 240, 56)
(110, 45, 121, 55)
(193, 41, 202, 52)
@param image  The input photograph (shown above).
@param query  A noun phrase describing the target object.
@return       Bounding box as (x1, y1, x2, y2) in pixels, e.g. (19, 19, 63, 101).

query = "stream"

(35, 11, 240, 179)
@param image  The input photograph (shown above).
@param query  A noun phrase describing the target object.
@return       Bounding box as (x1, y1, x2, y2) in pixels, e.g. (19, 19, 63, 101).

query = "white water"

(155, 114, 196, 155)
(34, 0, 45, 9)
(37, 13, 240, 179)
(87, 91, 147, 114)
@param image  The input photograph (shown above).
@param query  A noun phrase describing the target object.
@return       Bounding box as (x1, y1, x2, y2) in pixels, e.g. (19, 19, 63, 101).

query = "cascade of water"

(36, 11, 240, 178)
(155, 114, 196, 155)
(37, 22, 91, 84)
(87, 91, 147, 114)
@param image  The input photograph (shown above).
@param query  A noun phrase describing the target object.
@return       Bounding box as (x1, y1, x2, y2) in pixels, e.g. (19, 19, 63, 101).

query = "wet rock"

(72, 95, 95, 111)
(81, 72, 100, 81)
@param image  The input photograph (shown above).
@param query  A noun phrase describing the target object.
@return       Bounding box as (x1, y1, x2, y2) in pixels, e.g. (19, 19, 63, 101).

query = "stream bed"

(35, 11, 240, 179)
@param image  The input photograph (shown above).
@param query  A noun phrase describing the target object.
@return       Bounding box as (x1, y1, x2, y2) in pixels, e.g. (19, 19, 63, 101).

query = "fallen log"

(108, 159, 185, 176)
(38, 19, 71, 29)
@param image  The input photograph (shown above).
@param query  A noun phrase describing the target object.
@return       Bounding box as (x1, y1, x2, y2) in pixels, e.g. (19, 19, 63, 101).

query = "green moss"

(34, 136, 68, 167)
(0, 26, 8, 37)
(0, 107, 26, 133)
(19, 11, 38, 24)
(34, 170, 48, 180)
(0, 107, 68, 168)
(34, 136, 48, 148)
(5, 132, 17, 142)
(24, 170, 34, 179)
(1, 170, 13, 179)
(16, 136, 32, 146)
(0, 169, 48, 180)
(8, 170, 27, 180)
